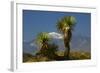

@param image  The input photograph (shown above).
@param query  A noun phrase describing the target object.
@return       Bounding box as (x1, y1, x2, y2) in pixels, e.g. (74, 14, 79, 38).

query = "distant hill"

(23, 40, 38, 55)
(71, 36, 90, 52)
(23, 35, 91, 55)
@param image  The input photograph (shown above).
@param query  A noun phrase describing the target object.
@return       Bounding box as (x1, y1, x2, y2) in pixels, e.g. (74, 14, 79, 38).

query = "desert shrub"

(69, 52, 91, 60)
(23, 53, 35, 62)
(36, 43, 58, 60)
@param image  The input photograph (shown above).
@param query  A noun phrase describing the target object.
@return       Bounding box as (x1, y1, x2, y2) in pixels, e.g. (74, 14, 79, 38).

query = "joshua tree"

(36, 32, 50, 56)
(36, 32, 58, 60)
(56, 16, 77, 59)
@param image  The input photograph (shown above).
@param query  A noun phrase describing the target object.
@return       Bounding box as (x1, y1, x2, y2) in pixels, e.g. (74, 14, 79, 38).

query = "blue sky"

(23, 10, 91, 42)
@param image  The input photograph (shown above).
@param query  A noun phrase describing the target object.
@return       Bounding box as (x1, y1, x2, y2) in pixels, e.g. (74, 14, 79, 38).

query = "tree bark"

(64, 43, 70, 59)
(64, 29, 72, 59)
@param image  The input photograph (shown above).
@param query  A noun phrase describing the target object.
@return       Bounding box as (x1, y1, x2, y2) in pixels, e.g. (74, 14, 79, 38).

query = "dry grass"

(23, 51, 91, 63)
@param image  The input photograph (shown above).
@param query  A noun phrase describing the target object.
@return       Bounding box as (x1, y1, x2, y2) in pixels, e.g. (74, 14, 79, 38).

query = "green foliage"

(36, 43, 58, 60)
(45, 43, 58, 59)
(56, 16, 77, 33)
(36, 32, 50, 46)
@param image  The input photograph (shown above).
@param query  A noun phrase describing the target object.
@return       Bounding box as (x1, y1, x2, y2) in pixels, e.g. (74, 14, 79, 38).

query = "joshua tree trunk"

(40, 42, 48, 56)
(64, 29, 72, 59)
(64, 43, 70, 59)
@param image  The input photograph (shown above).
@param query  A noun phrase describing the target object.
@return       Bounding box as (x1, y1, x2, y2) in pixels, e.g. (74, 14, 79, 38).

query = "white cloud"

(30, 43, 34, 46)
(49, 32, 63, 39)
(30, 43, 37, 47)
